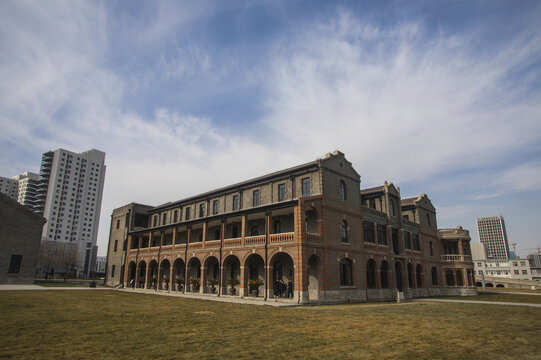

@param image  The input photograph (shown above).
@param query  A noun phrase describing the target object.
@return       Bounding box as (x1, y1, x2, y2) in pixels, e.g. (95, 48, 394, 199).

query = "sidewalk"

(412, 298, 541, 308)
(118, 287, 301, 307)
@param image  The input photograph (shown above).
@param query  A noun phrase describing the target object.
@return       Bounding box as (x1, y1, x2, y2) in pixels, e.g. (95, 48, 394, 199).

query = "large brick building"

(106, 151, 476, 302)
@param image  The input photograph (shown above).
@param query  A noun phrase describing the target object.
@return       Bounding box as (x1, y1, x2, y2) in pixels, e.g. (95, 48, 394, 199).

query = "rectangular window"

(363, 221, 374, 243)
(404, 232, 411, 249)
(114, 240, 118, 252)
(253, 190, 260, 207)
(162, 213, 167, 225)
(173, 210, 178, 223)
(377, 225, 387, 245)
(116, 219, 120, 229)
(413, 234, 420, 251)
(302, 177, 311, 197)
(111, 265, 116, 278)
(153, 216, 157, 227)
(199, 203, 205, 218)
(8, 255, 22, 273)
(233, 195, 239, 211)
(278, 183, 286, 201)
(522, 270, 527, 274)
(514, 270, 519, 274)
(185, 207, 190, 221)
(213, 200, 219, 215)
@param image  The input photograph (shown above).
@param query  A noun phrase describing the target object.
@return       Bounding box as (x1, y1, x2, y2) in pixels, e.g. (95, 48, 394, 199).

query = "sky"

(1, 1, 540, 257)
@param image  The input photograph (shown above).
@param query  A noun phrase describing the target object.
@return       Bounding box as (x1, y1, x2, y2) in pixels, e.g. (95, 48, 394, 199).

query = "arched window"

(407, 263, 415, 288)
(380, 261, 389, 288)
(341, 220, 348, 243)
(389, 199, 395, 216)
(274, 220, 281, 234)
(456, 270, 463, 286)
(416, 264, 423, 288)
(232, 225, 239, 238)
(367, 260, 376, 289)
(250, 225, 259, 236)
(445, 270, 455, 286)
(431, 267, 438, 286)
(339, 180, 346, 201)
(339, 258, 353, 286)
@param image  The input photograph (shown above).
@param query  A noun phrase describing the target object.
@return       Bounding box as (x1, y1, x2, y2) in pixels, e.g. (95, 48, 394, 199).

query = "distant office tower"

(0, 176, 18, 200)
(13, 172, 40, 212)
(36, 149, 106, 278)
(476, 216, 510, 260)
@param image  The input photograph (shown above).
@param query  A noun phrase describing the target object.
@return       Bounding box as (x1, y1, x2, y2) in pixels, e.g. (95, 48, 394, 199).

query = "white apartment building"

(36, 149, 106, 278)
(472, 243, 532, 280)
(13, 172, 40, 211)
(0, 176, 18, 200)
(476, 216, 510, 260)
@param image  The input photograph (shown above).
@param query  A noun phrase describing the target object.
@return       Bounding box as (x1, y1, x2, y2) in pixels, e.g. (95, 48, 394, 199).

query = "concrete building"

(95, 256, 107, 275)
(13, 172, 40, 212)
(35, 148, 106, 278)
(0, 193, 46, 284)
(472, 243, 532, 280)
(528, 253, 541, 281)
(476, 216, 510, 260)
(0, 176, 18, 200)
(107, 151, 476, 303)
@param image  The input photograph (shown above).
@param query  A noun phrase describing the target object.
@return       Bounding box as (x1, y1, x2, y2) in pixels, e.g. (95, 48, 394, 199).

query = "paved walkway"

(0, 285, 110, 291)
(118, 287, 301, 307)
(412, 298, 541, 308)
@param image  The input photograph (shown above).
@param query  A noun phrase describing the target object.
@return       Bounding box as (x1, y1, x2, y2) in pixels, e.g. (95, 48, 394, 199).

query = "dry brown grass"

(0, 290, 540, 359)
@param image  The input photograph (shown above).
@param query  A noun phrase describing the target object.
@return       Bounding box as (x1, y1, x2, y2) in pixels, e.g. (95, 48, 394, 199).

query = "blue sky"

(1, 1, 540, 256)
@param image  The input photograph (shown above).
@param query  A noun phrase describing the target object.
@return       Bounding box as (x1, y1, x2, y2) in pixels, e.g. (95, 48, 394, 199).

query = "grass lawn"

(1, 290, 540, 359)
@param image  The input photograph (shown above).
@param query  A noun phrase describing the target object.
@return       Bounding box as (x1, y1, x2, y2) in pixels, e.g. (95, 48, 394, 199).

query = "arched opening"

(223, 255, 240, 296)
(407, 263, 415, 288)
(485, 282, 494, 288)
(172, 258, 185, 291)
(148, 260, 158, 289)
(475, 281, 483, 287)
(159, 259, 170, 290)
(445, 270, 455, 286)
(367, 259, 376, 289)
(496, 284, 505, 288)
(128, 262, 136, 288)
(340, 258, 353, 286)
(187, 257, 201, 292)
(380, 261, 390, 289)
(416, 264, 423, 288)
(395, 262, 403, 291)
(244, 254, 265, 297)
(307, 255, 321, 300)
(204, 256, 220, 294)
(271, 252, 294, 298)
(431, 267, 438, 286)
(136, 261, 146, 288)
(456, 270, 463, 286)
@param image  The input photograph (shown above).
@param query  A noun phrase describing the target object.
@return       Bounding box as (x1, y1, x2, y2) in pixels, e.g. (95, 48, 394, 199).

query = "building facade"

(528, 253, 541, 281)
(472, 243, 532, 281)
(107, 151, 476, 303)
(36, 149, 106, 278)
(0, 176, 19, 200)
(0, 172, 40, 212)
(476, 216, 510, 260)
(0, 193, 46, 284)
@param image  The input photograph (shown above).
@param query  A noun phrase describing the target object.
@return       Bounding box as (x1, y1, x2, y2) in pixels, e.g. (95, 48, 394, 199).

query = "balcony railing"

(205, 240, 221, 248)
(306, 233, 321, 243)
(269, 232, 294, 243)
(245, 235, 265, 246)
(441, 254, 472, 262)
(224, 238, 242, 247)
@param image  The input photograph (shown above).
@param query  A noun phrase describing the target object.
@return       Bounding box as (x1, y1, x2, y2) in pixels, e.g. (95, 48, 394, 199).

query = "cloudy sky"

(1, 1, 540, 257)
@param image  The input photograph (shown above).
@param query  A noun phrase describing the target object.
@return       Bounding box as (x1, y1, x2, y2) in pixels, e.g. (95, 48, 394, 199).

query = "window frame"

(278, 183, 286, 201)
(302, 177, 311, 197)
(253, 190, 260, 207)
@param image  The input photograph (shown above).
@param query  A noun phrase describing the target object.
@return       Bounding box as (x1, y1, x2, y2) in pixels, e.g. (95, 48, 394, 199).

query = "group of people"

(274, 278, 293, 298)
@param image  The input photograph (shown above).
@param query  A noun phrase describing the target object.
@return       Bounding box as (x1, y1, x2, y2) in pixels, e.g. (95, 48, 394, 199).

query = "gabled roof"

(360, 185, 385, 195)
(401, 196, 417, 206)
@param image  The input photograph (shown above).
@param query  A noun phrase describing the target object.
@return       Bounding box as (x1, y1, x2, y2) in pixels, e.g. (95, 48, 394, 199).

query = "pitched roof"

(360, 185, 385, 195)
(401, 196, 418, 206)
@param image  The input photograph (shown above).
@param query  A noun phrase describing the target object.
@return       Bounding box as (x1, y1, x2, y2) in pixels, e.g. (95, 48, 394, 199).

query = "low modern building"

(472, 243, 532, 280)
(528, 253, 541, 281)
(0, 193, 46, 284)
(106, 151, 476, 303)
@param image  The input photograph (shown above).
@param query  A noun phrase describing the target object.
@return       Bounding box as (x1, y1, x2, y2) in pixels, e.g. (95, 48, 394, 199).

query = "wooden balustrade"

(244, 235, 265, 245)
(269, 232, 294, 243)
(224, 238, 242, 247)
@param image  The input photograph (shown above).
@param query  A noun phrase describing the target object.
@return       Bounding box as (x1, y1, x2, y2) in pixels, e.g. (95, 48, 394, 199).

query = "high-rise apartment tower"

(476, 216, 510, 260)
(36, 149, 106, 277)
